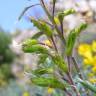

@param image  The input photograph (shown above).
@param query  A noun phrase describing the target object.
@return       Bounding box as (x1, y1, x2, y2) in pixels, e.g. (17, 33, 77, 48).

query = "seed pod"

(30, 18, 53, 37)
(22, 39, 38, 46)
(22, 44, 48, 54)
(58, 9, 76, 21)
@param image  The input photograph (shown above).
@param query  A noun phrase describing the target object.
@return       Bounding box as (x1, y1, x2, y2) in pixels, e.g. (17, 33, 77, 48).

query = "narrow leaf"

(58, 9, 76, 21)
(22, 44, 48, 54)
(22, 39, 38, 46)
(77, 78, 96, 93)
(32, 68, 53, 76)
(38, 54, 48, 64)
(31, 77, 68, 90)
(30, 18, 53, 37)
(66, 23, 87, 55)
(52, 55, 68, 73)
(31, 32, 44, 39)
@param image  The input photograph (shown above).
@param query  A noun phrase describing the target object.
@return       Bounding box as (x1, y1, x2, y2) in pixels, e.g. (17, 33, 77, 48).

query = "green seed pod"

(58, 9, 76, 21)
(30, 18, 53, 37)
(22, 45, 48, 54)
(22, 39, 38, 46)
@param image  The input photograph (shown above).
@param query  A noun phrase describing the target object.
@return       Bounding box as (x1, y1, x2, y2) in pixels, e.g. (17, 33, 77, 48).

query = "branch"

(18, 4, 40, 20)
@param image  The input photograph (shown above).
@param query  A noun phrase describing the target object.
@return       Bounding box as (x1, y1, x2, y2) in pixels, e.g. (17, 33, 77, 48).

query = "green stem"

(40, 0, 66, 45)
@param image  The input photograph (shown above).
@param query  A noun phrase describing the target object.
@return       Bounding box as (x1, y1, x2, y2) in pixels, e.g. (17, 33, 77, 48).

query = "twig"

(18, 4, 40, 20)
(51, 36, 58, 53)
(52, 0, 56, 18)
(71, 57, 83, 79)
(67, 56, 81, 96)
(40, 0, 66, 45)
(67, 56, 71, 72)
(39, 42, 53, 49)
(67, 72, 81, 96)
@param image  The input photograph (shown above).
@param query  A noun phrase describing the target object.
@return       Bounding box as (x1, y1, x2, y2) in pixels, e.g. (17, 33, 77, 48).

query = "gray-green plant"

(20, 0, 96, 95)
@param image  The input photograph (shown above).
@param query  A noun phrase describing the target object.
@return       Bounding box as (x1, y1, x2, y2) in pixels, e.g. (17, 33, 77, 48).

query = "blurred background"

(0, 0, 96, 96)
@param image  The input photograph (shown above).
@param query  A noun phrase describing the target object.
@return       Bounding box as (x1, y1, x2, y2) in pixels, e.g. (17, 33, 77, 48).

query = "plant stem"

(39, 42, 53, 48)
(67, 56, 71, 72)
(71, 57, 83, 79)
(51, 36, 58, 53)
(71, 57, 90, 96)
(64, 88, 72, 96)
(67, 72, 81, 96)
(40, 0, 66, 45)
(52, 0, 56, 18)
(60, 20, 64, 36)
(18, 4, 40, 20)
(67, 56, 81, 96)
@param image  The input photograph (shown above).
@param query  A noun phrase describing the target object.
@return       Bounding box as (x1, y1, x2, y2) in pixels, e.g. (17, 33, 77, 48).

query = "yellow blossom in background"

(89, 78, 96, 84)
(92, 40, 96, 52)
(83, 58, 93, 65)
(44, 40, 52, 47)
(78, 41, 96, 83)
(78, 43, 92, 58)
(23, 91, 30, 96)
(92, 66, 96, 73)
(92, 56, 96, 66)
(47, 87, 54, 94)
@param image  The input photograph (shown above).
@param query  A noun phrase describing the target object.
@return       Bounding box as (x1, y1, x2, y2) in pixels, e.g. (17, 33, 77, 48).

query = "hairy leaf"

(22, 39, 38, 46)
(31, 32, 44, 39)
(52, 55, 68, 73)
(22, 44, 48, 54)
(31, 77, 68, 90)
(58, 9, 76, 21)
(66, 23, 87, 55)
(30, 18, 53, 37)
(77, 78, 96, 93)
(32, 68, 53, 76)
(38, 54, 48, 64)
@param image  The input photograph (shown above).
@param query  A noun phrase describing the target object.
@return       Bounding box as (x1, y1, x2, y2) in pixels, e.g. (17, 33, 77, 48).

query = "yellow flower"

(92, 40, 96, 52)
(83, 58, 93, 65)
(92, 66, 96, 73)
(89, 78, 96, 84)
(78, 44, 92, 58)
(23, 91, 30, 96)
(44, 40, 52, 47)
(47, 87, 54, 94)
(92, 56, 96, 66)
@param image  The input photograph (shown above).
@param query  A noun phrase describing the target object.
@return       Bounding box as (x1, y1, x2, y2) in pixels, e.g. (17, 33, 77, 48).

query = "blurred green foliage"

(0, 28, 14, 64)
(0, 28, 15, 86)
